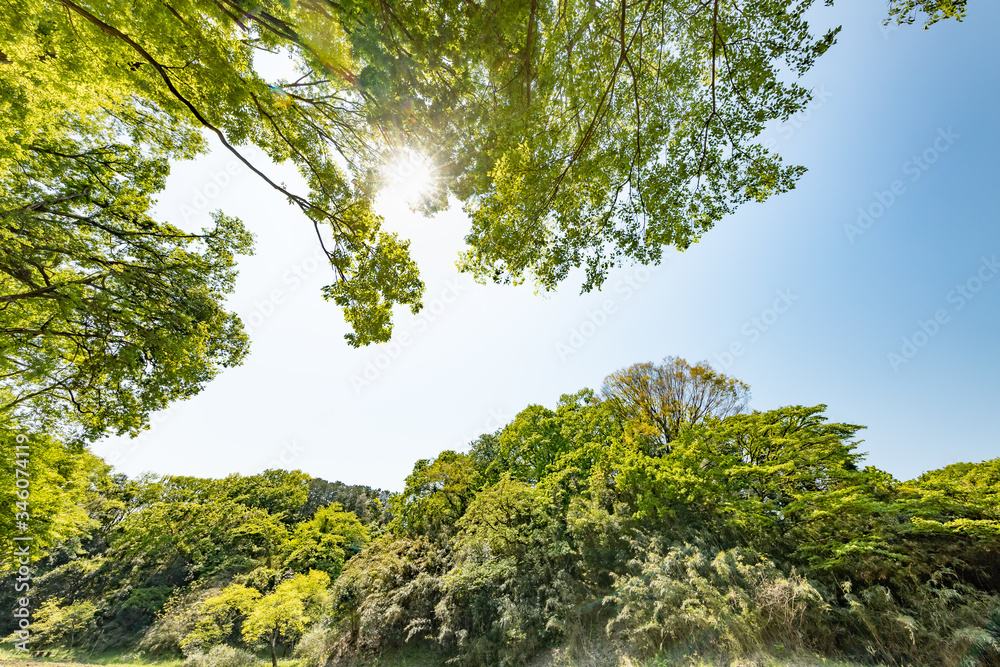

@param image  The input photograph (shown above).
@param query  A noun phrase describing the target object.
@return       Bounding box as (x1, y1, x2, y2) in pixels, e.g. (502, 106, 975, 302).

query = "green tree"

(704, 405, 864, 546)
(296, 477, 390, 525)
(887, 0, 968, 27)
(474, 389, 619, 486)
(182, 584, 261, 655)
(30, 597, 98, 649)
(4, 0, 840, 359)
(601, 356, 750, 454)
(2, 22, 261, 440)
(419, 0, 840, 292)
(0, 119, 252, 439)
(2, 0, 421, 353)
(106, 500, 288, 588)
(0, 419, 97, 569)
(389, 450, 481, 541)
(242, 570, 330, 667)
(283, 503, 369, 577)
(214, 470, 312, 523)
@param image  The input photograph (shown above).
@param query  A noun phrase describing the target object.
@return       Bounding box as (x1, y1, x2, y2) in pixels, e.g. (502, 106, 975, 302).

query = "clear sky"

(93, 2, 1000, 491)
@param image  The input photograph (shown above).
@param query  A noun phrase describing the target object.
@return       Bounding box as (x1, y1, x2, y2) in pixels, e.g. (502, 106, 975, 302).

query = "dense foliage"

(1, 0, 844, 368)
(1, 3, 990, 665)
(1, 0, 969, 436)
(3, 357, 998, 666)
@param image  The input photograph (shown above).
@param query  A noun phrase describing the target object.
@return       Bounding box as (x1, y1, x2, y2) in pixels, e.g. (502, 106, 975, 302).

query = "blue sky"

(94, 1, 1000, 490)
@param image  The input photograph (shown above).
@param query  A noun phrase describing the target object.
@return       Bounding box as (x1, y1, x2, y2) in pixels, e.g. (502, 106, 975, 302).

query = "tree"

(710, 405, 863, 499)
(242, 570, 330, 667)
(887, 0, 968, 27)
(283, 503, 369, 577)
(473, 390, 619, 486)
(29, 598, 97, 649)
(214, 470, 312, 523)
(296, 477, 391, 525)
(2, 0, 421, 352)
(182, 584, 261, 655)
(0, 418, 98, 569)
(480, 404, 570, 484)
(392, 0, 840, 293)
(0, 134, 252, 439)
(702, 405, 865, 545)
(389, 450, 481, 541)
(601, 356, 750, 453)
(4, 0, 839, 355)
(106, 500, 288, 589)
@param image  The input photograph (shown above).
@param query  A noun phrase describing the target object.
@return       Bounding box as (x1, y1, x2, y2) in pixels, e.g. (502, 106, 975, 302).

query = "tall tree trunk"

(270, 628, 278, 667)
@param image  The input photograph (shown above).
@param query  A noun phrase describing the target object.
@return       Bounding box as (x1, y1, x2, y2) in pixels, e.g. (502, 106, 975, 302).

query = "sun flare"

(382, 149, 435, 206)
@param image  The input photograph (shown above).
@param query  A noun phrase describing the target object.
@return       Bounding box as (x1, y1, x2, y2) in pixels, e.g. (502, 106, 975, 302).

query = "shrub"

(605, 544, 827, 658)
(294, 625, 337, 667)
(182, 645, 259, 667)
(140, 587, 219, 655)
(835, 574, 1000, 666)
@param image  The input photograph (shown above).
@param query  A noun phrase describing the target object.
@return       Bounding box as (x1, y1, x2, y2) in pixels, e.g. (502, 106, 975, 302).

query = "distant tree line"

(2, 357, 998, 666)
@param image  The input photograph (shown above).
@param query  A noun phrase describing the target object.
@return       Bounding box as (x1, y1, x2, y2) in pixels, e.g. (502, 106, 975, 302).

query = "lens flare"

(382, 150, 435, 206)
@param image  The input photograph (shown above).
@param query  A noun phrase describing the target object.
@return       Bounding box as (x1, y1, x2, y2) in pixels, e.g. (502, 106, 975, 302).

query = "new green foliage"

(0, 420, 98, 566)
(284, 504, 369, 577)
(0, 137, 252, 439)
(241, 571, 331, 667)
(887, 0, 968, 27)
(23, 597, 97, 650)
(3, 357, 997, 666)
(2, 0, 847, 362)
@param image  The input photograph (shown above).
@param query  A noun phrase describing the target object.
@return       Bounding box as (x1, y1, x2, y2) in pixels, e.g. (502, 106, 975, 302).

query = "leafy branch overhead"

(3, 0, 838, 323)
(0, 1, 955, 435)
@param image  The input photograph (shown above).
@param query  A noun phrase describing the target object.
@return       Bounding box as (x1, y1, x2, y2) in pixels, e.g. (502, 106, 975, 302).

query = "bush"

(605, 544, 827, 658)
(835, 574, 1000, 666)
(294, 625, 337, 667)
(182, 645, 260, 667)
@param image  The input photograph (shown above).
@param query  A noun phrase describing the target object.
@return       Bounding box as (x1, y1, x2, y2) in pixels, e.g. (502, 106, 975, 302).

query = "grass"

(0, 645, 877, 667)
(0, 647, 301, 667)
(0, 647, 185, 667)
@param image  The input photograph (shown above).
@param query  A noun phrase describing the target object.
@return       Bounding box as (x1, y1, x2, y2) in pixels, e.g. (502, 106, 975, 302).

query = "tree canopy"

(601, 356, 750, 453)
(3, 0, 839, 344)
(2, 357, 998, 665)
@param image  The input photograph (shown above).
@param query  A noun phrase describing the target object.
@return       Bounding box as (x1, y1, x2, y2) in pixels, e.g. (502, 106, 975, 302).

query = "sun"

(381, 149, 435, 206)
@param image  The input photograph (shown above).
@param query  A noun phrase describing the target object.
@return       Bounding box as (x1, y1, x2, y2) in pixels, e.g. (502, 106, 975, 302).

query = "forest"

(2, 358, 999, 666)
(2, 0, 996, 665)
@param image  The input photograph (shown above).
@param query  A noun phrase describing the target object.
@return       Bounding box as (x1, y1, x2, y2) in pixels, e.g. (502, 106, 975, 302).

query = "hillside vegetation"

(3, 358, 999, 666)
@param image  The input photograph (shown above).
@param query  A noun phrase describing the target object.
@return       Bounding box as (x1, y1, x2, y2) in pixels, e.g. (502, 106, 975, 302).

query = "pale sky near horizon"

(93, 1, 1000, 491)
